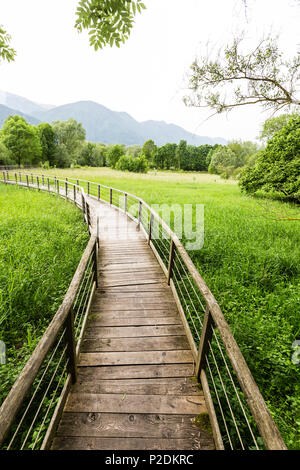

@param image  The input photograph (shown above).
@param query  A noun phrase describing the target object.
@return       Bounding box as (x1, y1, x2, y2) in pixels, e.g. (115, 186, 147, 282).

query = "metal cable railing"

(0, 171, 287, 450)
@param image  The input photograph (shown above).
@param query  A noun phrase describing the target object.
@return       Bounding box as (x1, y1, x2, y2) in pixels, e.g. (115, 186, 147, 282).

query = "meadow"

(0, 183, 89, 406)
(30, 167, 300, 448)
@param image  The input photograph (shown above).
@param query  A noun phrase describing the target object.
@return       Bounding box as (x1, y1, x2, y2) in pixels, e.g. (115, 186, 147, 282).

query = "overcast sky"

(0, 0, 299, 142)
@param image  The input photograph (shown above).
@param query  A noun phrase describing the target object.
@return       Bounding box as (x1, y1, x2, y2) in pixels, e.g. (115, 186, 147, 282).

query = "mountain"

(33, 100, 227, 146)
(0, 104, 41, 128)
(0, 91, 227, 146)
(0, 91, 54, 117)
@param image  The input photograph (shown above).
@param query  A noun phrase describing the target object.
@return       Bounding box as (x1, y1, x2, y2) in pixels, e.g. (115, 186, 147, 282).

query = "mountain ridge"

(0, 91, 227, 146)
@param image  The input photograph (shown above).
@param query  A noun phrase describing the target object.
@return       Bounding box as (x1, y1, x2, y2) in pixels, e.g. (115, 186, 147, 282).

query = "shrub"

(239, 116, 300, 201)
(116, 154, 148, 173)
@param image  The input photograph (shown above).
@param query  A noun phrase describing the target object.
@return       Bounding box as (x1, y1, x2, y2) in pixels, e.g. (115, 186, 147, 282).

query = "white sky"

(0, 0, 299, 142)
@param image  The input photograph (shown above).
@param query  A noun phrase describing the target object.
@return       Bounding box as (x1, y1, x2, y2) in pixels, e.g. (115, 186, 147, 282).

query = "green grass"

(31, 167, 300, 448)
(0, 183, 89, 406)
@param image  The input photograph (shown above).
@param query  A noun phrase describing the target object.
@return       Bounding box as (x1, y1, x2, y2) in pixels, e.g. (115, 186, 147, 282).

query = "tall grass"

(0, 184, 89, 406)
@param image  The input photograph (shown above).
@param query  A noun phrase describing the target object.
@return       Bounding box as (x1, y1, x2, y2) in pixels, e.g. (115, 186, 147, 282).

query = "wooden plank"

(81, 336, 190, 353)
(93, 301, 177, 310)
(70, 378, 202, 396)
(55, 412, 211, 440)
(77, 364, 195, 380)
(52, 436, 213, 450)
(87, 316, 181, 327)
(84, 325, 185, 338)
(89, 309, 178, 318)
(64, 393, 206, 415)
(99, 279, 166, 288)
(79, 350, 194, 366)
(95, 292, 174, 301)
(98, 284, 172, 293)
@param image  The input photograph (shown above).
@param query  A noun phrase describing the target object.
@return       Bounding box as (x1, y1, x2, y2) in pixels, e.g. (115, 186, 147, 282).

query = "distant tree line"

(0, 112, 298, 201)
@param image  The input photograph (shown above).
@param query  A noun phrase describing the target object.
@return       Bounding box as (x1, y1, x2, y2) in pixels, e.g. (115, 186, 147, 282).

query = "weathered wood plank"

(52, 436, 212, 450)
(87, 316, 180, 327)
(84, 325, 185, 338)
(88, 309, 178, 318)
(64, 393, 206, 415)
(71, 378, 202, 395)
(77, 364, 195, 380)
(81, 336, 189, 353)
(93, 292, 174, 301)
(79, 350, 193, 366)
(55, 413, 211, 440)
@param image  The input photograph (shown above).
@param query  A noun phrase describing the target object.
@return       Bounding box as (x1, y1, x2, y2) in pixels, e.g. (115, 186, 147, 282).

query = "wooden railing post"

(93, 241, 98, 288)
(42, 175, 45, 186)
(26, 175, 29, 187)
(124, 193, 127, 215)
(65, 181, 68, 199)
(47, 178, 50, 192)
(167, 240, 175, 285)
(2, 171, 6, 183)
(81, 194, 86, 215)
(196, 307, 215, 380)
(19, 172, 22, 183)
(98, 184, 100, 201)
(87, 182, 90, 196)
(57, 179, 59, 194)
(15, 173, 17, 184)
(65, 308, 77, 384)
(110, 188, 112, 205)
(37, 176, 40, 191)
(148, 213, 154, 245)
(73, 184, 76, 204)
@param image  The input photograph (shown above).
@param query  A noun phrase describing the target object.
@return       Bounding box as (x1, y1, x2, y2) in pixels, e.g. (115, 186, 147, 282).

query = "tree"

(75, 0, 146, 50)
(239, 116, 300, 201)
(52, 119, 86, 164)
(176, 140, 188, 170)
(0, 26, 16, 63)
(107, 144, 125, 168)
(184, 36, 300, 115)
(260, 113, 300, 142)
(208, 146, 238, 175)
(37, 123, 57, 166)
(0, 141, 13, 166)
(0, 116, 42, 167)
(77, 141, 105, 166)
(142, 140, 157, 162)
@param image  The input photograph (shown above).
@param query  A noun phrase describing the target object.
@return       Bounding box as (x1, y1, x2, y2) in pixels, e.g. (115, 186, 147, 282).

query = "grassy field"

(0, 183, 89, 406)
(30, 167, 300, 448)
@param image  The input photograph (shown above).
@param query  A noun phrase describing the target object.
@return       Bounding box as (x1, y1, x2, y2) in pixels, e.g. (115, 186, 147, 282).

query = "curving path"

(51, 195, 215, 450)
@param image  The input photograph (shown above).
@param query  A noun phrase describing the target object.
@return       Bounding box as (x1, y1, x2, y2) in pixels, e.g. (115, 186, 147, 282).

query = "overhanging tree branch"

(184, 37, 300, 114)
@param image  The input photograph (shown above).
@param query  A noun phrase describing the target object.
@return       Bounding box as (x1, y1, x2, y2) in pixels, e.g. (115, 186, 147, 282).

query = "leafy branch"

(184, 37, 300, 114)
(74, 0, 146, 50)
(0, 26, 16, 63)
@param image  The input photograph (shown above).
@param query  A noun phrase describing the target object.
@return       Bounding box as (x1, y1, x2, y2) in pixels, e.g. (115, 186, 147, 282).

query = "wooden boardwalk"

(52, 200, 215, 450)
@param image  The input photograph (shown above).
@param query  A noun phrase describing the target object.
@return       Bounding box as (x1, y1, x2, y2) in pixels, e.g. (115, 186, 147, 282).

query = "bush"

(239, 116, 300, 202)
(116, 154, 148, 173)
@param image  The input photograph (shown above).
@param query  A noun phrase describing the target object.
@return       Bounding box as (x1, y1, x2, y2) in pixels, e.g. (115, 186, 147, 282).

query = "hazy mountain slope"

(0, 91, 54, 117)
(0, 104, 41, 128)
(0, 91, 227, 146)
(33, 100, 227, 146)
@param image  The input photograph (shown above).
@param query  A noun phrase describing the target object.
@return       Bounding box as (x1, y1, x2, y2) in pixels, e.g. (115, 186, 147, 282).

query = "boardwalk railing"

(0, 173, 98, 449)
(0, 171, 287, 450)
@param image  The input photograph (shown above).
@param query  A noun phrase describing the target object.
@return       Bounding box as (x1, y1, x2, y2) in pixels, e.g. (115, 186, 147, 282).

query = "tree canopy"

(239, 116, 300, 201)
